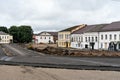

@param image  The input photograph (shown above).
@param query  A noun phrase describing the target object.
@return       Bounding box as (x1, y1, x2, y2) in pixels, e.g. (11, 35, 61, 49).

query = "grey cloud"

(0, 0, 120, 33)
(58, 0, 111, 11)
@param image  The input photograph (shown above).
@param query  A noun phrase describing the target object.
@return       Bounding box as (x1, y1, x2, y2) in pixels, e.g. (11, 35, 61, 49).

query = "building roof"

(72, 25, 92, 34)
(33, 34, 39, 36)
(47, 32, 58, 37)
(72, 24, 108, 34)
(87, 24, 108, 32)
(67, 21, 120, 34)
(0, 31, 9, 35)
(59, 24, 85, 32)
(101, 21, 120, 31)
(38, 31, 58, 37)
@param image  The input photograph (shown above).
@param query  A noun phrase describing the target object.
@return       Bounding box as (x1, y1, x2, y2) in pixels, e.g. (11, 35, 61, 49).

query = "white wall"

(36, 36, 54, 43)
(71, 34, 84, 49)
(71, 31, 120, 50)
(0, 35, 13, 44)
(35, 32, 55, 44)
(71, 32, 99, 49)
(99, 31, 120, 50)
(83, 32, 99, 49)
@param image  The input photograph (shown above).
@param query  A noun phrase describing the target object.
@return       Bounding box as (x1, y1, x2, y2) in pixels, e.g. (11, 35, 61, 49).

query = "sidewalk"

(0, 65, 119, 80)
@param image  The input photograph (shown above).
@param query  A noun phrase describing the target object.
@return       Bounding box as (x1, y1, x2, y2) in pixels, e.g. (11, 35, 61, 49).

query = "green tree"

(9, 25, 33, 43)
(9, 26, 19, 43)
(0, 26, 8, 33)
(18, 25, 33, 43)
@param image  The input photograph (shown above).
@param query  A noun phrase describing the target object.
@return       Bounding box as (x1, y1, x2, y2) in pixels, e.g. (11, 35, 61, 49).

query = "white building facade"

(71, 31, 120, 50)
(71, 32, 99, 49)
(71, 25, 100, 49)
(0, 31, 13, 44)
(34, 32, 58, 44)
(71, 22, 120, 50)
(99, 31, 120, 50)
(71, 34, 83, 49)
(83, 32, 99, 49)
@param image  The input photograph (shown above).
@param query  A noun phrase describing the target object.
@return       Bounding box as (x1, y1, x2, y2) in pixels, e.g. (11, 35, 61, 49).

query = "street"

(0, 44, 120, 70)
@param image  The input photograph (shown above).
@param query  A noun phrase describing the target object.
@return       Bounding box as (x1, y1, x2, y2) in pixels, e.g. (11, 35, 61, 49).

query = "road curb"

(0, 61, 120, 71)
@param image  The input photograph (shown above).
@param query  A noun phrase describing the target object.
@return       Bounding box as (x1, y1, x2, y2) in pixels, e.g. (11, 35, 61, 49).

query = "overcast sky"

(1, 0, 120, 33)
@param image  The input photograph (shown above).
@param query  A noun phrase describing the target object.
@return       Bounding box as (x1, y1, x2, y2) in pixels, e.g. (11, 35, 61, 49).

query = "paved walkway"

(0, 65, 119, 80)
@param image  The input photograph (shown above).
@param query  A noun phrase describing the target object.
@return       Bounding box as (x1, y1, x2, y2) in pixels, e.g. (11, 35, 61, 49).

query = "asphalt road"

(2, 44, 44, 56)
(1, 44, 120, 70)
(0, 45, 6, 56)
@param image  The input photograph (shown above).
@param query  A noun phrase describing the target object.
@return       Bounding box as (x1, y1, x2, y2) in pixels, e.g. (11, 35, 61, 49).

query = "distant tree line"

(0, 25, 33, 43)
(0, 26, 9, 33)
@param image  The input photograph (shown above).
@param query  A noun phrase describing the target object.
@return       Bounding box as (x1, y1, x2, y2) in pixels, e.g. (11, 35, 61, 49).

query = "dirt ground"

(28, 43, 120, 57)
(0, 65, 120, 80)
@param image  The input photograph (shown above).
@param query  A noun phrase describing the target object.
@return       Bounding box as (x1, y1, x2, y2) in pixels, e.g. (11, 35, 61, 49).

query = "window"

(119, 43, 120, 49)
(119, 35, 120, 40)
(78, 43, 80, 47)
(114, 34, 117, 40)
(71, 37, 74, 42)
(58, 35, 60, 39)
(65, 34, 69, 39)
(61, 34, 63, 39)
(45, 37, 46, 39)
(81, 37, 83, 42)
(67, 34, 69, 39)
(101, 35, 103, 40)
(88, 37, 90, 42)
(79, 37, 80, 42)
(95, 37, 98, 42)
(74, 37, 75, 42)
(92, 37, 94, 42)
(110, 34, 112, 40)
(105, 35, 107, 40)
(85, 37, 87, 42)
(59, 34, 62, 39)
(80, 44, 83, 47)
(73, 37, 75, 42)
(49, 37, 51, 39)
(40, 37, 42, 39)
(101, 43, 103, 48)
(59, 34, 63, 39)
(76, 44, 78, 47)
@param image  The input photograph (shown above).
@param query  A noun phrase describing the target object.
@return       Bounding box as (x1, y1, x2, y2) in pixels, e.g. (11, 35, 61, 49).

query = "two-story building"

(99, 21, 120, 51)
(71, 25, 95, 49)
(71, 24, 108, 49)
(58, 24, 86, 48)
(71, 21, 120, 51)
(0, 31, 13, 44)
(34, 31, 58, 44)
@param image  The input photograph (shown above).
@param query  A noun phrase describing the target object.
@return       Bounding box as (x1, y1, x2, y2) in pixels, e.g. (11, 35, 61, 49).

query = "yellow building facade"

(58, 24, 86, 48)
(58, 31, 71, 47)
